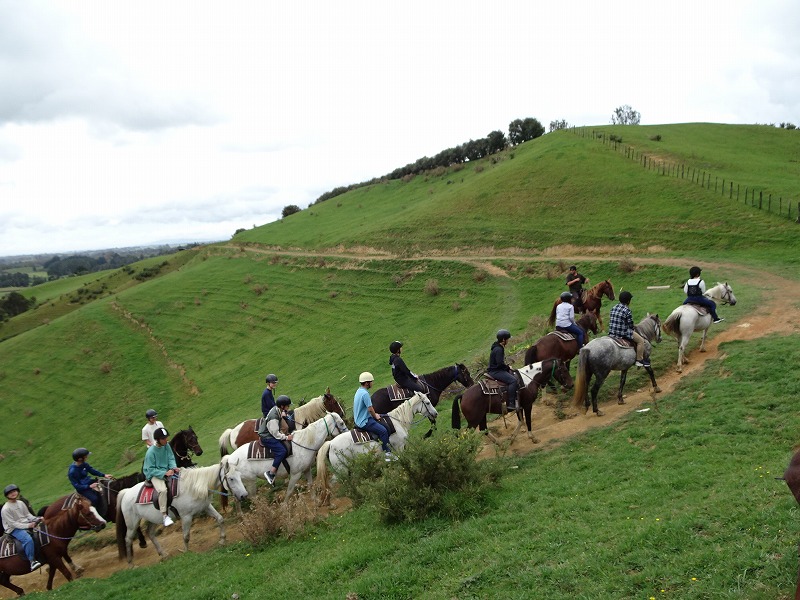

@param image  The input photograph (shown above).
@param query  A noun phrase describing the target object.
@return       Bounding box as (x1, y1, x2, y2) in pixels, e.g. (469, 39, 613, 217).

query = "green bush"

(367, 431, 503, 524)
(332, 450, 387, 507)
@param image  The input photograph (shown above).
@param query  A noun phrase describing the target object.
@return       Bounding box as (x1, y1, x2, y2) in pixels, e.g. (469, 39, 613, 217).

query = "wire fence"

(573, 127, 800, 224)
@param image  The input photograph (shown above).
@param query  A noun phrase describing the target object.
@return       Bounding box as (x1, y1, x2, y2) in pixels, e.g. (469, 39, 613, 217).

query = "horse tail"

(115, 489, 129, 561)
(451, 395, 462, 429)
(572, 348, 590, 408)
(315, 441, 332, 494)
(525, 344, 538, 365)
(219, 457, 229, 512)
(547, 302, 557, 327)
(218, 429, 232, 458)
(663, 310, 680, 336)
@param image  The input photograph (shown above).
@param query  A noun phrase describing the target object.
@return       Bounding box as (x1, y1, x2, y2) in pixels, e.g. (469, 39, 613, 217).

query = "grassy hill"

(1, 122, 799, 598)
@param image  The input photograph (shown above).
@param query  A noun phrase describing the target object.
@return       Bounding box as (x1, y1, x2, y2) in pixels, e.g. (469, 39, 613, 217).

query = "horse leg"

(46, 555, 72, 590)
(522, 404, 539, 444)
(63, 552, 84, 577)
(205, 503, 227, 546)
(617, 370, 628, 405)
(284, 472, 304, 502)
(644, 365, 661, 393)
(146, 521, 166, 560)
(306, 470, 316, 504)
(590, 373, 606, 416)
(136, 520, 147, 548)
(0, 573, 24, 597)
(699, 328, 708, 352)
(795, 540, 800, 600)
(180, 515, 193, 553)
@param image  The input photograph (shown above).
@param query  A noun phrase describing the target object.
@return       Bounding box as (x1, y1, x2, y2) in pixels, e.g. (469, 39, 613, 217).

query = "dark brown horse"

(452, 358, 573, 444)
(550, 280, 615, 326)
(525, 313, 599, 370)
(371, 363, 474, 414)
(169, 427, 204, 468)
(218, 388, 344, 457)
(783, 448, 800, 600)
(1, 495, 106, 596)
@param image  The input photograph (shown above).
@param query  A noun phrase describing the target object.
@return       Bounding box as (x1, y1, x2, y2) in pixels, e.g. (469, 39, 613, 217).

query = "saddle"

(0, 526, 49, 560)
(386, 382, 428, 402)
(254, 415, 296, 435)
(686, 303, 710, 316)
(351, 416, 397, 444)
(550, 329, 576, 342)
(478, 371, 522, 397)
(608, 336, 635, 349)
(249, 439, 292, 459)
(137, 476, 180, 510)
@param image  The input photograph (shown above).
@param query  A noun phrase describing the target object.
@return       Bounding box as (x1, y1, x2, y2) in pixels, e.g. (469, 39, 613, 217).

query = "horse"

(452, 359, 574, 443)
(662, 282, 737, 373)
(1, 495, 106, 596)
(170, 426, 204, 468)
(550, 280, 615, 325)
(370, 363, 474, 413)
(218, 388, 344, 457)
(782, 447, 800, 600)
(315, 392, 439, 496)
(572, 314, 662, 416)
(115, 464, 229, 566)
(525, 313, 600, 371)
(221, 412, 349, 506)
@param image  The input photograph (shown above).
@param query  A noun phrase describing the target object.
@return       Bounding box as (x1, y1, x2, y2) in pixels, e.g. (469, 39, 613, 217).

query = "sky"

(1, 0, 798, 257)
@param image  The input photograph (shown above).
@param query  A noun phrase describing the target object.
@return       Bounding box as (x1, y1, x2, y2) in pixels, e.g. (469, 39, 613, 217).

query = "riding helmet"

(689, 266, 702, 278)
(3, 484, 20, 497)
(389, 341, 403, 354)
(153, 427, 169, 441)
(359, 371, 374, 383)
(276, 394, 292, 407)
(496, 329, 512, 341)
(560, 291, 573, 302)
(265, 374, 278, 384)
(569, 265, 577, 271)
(72, 447, 90, 461)
(145, 409, 158, 419)
(619, 291, 633, 304)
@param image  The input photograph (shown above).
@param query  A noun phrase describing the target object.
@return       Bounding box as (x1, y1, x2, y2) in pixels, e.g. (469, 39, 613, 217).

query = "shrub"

(618, 258, 637, 273)
(451, 301, 461, 312)
(281, 204, 301, 218)
(332, 451, 388, 507)
(251, 284, 268, 296)
(424, 279, 440, 296)
(649, 134, 662, 141)
(366, 432, 503, 524)
(472, 271, 486, 283)
(99, 362, 112, 374)
(474, 165, 484, 173)
(238, 493, 319, 546)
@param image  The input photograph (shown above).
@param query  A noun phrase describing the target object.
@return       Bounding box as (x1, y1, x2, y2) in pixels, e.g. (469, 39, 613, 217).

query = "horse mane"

(586, 279, 612, 298)
(389, 396, 416, 425)
(176, 465, 220, 500)
(293, 395, 325, 423)
(109, 471, 145, 492)
(420, 365, 455, 388)
(291, 412, 337, 445)
(634, 314, 660, 340)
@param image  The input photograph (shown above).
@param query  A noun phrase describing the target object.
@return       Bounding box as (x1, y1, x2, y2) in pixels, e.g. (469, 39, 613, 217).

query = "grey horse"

(572, 314, 662, 416)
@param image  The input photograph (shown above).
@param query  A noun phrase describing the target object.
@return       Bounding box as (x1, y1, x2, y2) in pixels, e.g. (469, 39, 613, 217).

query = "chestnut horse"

(550, 280, 615, 326)
(218, 388, 344, 457)
(525, 313, 599, 370)
(0, 495, 106, 596)
(452, 359, 573, 444)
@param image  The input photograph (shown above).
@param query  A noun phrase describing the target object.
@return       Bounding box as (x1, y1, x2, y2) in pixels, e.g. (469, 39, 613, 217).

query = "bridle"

(718, 284, 734, 304)
(291, 413, 348, 452)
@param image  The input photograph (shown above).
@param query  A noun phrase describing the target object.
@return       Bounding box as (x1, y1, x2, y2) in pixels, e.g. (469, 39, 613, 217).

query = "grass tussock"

(618, 258, 637, 273)
(238, 493, 319, 546)
(424, 278, 440, 296)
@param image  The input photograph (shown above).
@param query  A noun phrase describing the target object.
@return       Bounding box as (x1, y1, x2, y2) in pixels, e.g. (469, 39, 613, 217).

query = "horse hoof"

(74, 567, 84, 578)
(654, 387, 662, 394)
(617, 399, 625, 405)
(528, 435, 540, 444)
(595, 410, 605, 417)
(138, 541, 147, 549)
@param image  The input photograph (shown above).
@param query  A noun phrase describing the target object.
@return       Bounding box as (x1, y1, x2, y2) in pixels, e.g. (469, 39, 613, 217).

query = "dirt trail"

(4, 254, 798, 598)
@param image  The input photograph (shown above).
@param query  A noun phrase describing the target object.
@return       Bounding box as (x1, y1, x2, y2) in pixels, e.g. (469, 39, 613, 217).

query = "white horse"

(115, 465, 227, 566)
(315, 392, 439, 496)
(662, 282, 737, 372)
(222, 412, 348, 505)
(218, 391, 344, 457)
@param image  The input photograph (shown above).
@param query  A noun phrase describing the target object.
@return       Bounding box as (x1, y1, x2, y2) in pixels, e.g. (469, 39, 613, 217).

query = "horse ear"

(326, 386, 331, 394)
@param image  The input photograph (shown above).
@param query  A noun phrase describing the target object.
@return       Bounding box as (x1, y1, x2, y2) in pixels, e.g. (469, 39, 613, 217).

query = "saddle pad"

(352, 416, 397, 443)
(387, 383, 428, 402)
(687, 303, 709, 316)
(62, 492, 81, 511)
(0, 525, 50, 559)
(252, 417, 266, 433)
(32, 523, 50, 547)
(350, 429, 373, 444)
(549, 330, 575, 342)
(136, 478, 180, 504)
(247, 440, 292, 460)
(609, 337, 634, 349)
(0, 535, 18, 559)
(478, 380, 504, 396)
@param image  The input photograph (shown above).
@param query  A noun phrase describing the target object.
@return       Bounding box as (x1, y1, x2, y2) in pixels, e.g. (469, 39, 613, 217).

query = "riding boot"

(506, 395, 519, 411)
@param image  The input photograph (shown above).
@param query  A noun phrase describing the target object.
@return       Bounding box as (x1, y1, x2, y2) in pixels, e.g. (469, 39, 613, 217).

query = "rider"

(555, 292, 585, 349)
(260, 395, 295, 484)
(389, 341, 427, 395)
(141, 409, 165, 448)
(608, 291, 648, 367)
(566, 265, 589, 312)
(2, 484, 42, 571)
(488, 329, 519, 412)
(68, 448, 114, 511)
(353, 372, 395, 462)
(262, 374, 279, 418)
(143, 427, 179, 527)
(683, 266, 723, 324)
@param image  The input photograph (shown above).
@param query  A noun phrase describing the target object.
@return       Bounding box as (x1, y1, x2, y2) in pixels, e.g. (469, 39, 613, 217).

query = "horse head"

(219, 458, 248, 503)
(183, 426, 204, 457)
(579, 312, 599, 335)
(650, 313, 662, 343)
(412, 392, 438, 424)
(552, 359, 574, 390)
(322, 387, 346, 419)
(328, 412, 349, 435)
(456, 363, 474, 387)
(74, 495, 106, 531)
(603, 280, 615, 300)
(719, 282, 737, 306)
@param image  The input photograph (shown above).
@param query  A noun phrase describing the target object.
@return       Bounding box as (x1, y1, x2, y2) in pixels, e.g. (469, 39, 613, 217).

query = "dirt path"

(5, 253, 798, 598)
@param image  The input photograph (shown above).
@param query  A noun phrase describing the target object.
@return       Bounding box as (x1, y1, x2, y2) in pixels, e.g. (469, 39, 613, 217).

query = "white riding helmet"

(359, 371, 374, 383)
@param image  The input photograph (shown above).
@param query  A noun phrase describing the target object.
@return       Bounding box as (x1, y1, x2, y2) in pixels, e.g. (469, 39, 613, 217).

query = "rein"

(291, 415, 347, 452)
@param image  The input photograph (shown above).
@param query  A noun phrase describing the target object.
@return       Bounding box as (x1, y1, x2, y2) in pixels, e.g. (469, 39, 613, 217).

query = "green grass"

(25, 335, 800, 599)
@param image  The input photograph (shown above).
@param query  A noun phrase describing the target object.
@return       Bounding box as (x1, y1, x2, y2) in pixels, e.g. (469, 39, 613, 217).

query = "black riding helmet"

(153, 427, 169, 441)
(619, 291, 633, 304)
(3, 484, 20, 497)
(496, 329, 511, 341)
(560, 291, 573, 302)
(389, 341, 403, 353)
(145, 409, 157, 419)
(689, 266, 702, 278)
(276, 395, 291, 407)
(265, 374, 278, 384)
(72, 447, 90, 461)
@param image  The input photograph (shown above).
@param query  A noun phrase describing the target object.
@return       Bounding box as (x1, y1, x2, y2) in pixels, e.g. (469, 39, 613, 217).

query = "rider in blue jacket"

(68, 448, 114, 510)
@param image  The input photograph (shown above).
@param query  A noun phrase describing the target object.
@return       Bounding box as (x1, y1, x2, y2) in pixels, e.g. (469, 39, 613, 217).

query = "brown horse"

(452, 358, 573, 444)
(1, 495, 106, 596)
(525, 313, 599, 370)
(218, 388, 344, 457)
(550, 280, 615, 326)
(783, 448, 800, 600)
(371, 363, 474, 413)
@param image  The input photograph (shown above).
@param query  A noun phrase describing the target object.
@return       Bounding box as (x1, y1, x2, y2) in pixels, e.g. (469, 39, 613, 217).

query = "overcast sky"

(1, 0, 798, 257)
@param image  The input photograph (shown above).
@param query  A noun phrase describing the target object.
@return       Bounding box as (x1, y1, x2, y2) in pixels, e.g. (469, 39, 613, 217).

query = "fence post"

(769, 194, 771, 212)
(715, 177, 718, 192)
(722, 179, 725, 194)
(729, 181, 733, 199)
(744, 187, 748, 203)
(759, 191, 762, 209)
(737, 184, 740, 201)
